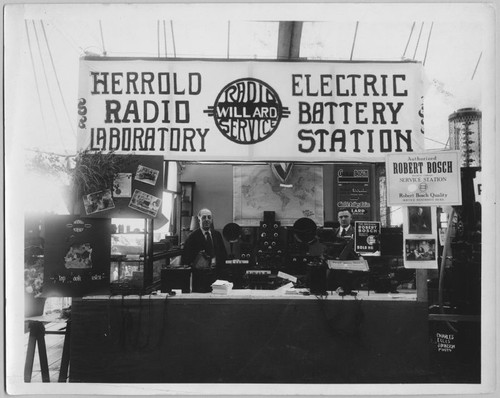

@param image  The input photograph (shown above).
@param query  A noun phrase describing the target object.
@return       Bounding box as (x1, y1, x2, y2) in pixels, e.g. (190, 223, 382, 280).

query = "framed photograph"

(113, 173, 132, 197)
(403, 238, 438, 270)
(128, 189, 162, 217)
(135, 165, 160, 186)
(408, 206, 432, 235)
(83, 189, 115, 215)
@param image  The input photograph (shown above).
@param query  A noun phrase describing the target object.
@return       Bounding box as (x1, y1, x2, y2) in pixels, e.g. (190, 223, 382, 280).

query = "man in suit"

(334, 208, 354, 239)
(181, 208, 227, 274)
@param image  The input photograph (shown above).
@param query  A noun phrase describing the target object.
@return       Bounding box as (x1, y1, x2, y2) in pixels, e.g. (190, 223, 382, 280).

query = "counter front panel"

(70, 294, 429, 383)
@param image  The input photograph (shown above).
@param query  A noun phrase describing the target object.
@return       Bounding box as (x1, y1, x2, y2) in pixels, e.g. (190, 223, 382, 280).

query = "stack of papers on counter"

(211, 280, 233, 295)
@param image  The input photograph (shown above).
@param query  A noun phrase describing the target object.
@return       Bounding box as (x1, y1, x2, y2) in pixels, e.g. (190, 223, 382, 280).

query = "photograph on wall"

(408, 206, 433, 234)
(135, 165, 160, 186)
(113, 173, 132, 197)
(404, 239, 438, 269)
(403, 205, 437, 237)
(83, 189, 115, 215)
(233, 164, 324, 226)
(128, 189, 162, 217)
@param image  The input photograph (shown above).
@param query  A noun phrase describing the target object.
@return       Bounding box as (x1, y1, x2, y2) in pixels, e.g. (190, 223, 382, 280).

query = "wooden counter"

(69, 291, 430, 383)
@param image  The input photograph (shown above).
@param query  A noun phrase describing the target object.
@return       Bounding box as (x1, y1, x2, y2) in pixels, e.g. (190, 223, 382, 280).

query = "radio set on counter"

(255, 211, 285, 270)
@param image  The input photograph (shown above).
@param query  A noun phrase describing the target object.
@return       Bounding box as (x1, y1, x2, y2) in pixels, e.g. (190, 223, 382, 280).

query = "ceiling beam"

(277, 21, 303, 60)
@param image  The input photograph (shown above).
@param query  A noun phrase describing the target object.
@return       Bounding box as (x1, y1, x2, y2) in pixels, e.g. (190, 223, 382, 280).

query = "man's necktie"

(341, 228, 347, 237)
(205, 231, 214, 257)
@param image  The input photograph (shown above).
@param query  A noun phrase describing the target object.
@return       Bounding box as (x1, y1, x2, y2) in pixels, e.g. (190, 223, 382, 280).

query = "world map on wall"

(233, 165, 324, 226)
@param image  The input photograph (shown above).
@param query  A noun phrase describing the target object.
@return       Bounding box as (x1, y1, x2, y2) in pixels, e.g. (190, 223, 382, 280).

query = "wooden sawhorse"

(24, 318, 71, 382)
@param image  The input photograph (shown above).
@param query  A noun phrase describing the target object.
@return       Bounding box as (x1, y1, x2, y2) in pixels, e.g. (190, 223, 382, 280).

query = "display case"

(110, 254, 172, 294)
(109, 218, 164, 294)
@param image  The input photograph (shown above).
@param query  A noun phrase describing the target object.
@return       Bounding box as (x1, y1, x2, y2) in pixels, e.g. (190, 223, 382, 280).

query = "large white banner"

(77, 58, 425, 162)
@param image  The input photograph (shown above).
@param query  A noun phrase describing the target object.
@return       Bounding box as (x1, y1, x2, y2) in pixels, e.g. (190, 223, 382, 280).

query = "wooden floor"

(24, 321, 67, 383)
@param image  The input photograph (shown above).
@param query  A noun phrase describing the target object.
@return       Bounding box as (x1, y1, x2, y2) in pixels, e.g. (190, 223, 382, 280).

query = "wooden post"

(277, 22, 303, 59)
(416, 269, 428, 302)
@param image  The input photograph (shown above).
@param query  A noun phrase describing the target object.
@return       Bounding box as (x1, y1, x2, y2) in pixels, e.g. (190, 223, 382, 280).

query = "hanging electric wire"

(41, 21, 76, 137)
(412, 22, 424, 60)
(227, 21, 231, 59)
(402, 22, 415, 58)
(24, 20, 48, 141)
(99, 20, 107, 55)
(170, 21, 177, 57)
(424, 135, 448, 147)
(32, 20, 68, 154)
(163, 20, 168, 57)
(471, 52, 482, 80)
(349, 21, 359, 61)
(423, 22, 434, 66)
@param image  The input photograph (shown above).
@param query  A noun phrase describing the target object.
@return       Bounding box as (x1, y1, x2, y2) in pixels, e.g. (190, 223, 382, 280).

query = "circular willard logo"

(205, 78, 290, 145)
(66, 219, 92, 233)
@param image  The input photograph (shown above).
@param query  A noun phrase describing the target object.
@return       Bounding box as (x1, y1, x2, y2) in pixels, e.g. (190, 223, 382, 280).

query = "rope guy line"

(412, 22, 424, 60)
(25, 20, 48, 140)
(402, 22, 415, 58)
(423, 22, 434, 66)
(41, 21, 76, 136)
(32, 20, 67, 153)
(157, 20, 160, 58)
(163, 20, 168, 57)
(99, 20, 107, 55)
(349, 21, 359, 61)
(227, 21, 231, 59)
(471, 52, 482, 80)
(170, 21, 177, 57)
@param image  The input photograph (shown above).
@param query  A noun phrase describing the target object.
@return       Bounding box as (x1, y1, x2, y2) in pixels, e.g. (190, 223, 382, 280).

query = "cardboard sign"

(43, 216, 111, 297)
(386, 151, 462, 206)
(77, 58, 425, 162)
(354, 221, 381, 256)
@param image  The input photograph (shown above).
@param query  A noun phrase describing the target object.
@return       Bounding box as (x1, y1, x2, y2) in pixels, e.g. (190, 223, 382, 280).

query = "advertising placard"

(77, 58, 425, 162)
(334, 164, 375, 221)
(43, 216, 111, 297)
(354, 221, 381, 256)
(386, 151, 462, 206)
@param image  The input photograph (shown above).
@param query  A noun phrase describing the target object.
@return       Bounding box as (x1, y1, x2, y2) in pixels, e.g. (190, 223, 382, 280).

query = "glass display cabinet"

(109, 218, 181, 294)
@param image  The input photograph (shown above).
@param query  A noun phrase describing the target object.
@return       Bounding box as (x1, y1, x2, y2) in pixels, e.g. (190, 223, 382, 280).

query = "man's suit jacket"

(333, 224, 354, 239)
(181, 228, 227, 269)
(331, 225, 357, 260)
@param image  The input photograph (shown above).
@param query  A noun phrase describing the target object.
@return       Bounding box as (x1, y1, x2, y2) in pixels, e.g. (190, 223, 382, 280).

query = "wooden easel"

(24, 318, 71, 382)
